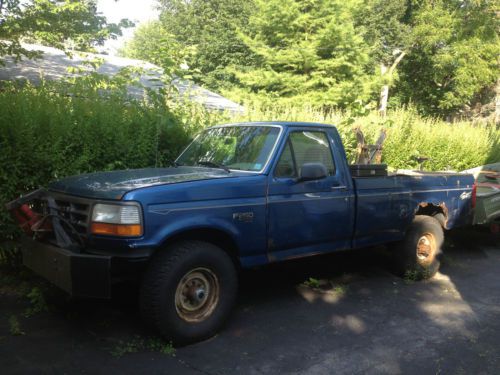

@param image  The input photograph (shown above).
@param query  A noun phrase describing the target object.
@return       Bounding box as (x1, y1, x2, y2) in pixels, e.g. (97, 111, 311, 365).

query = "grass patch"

(302, 277, 321, 289)
(110, 335, 175, 358)
(333, 284, 349, 296)
(403, 269, 433, 284)
(0, 264, 53, 317)
(403, 270, 419, 284)
(8, 315, 25, 336)
(302, 277, 349, 295)
(24, 287, 49, 317)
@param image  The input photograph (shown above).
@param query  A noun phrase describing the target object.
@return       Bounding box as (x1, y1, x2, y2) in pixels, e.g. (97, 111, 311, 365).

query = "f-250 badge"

(233, 212, 254, 222)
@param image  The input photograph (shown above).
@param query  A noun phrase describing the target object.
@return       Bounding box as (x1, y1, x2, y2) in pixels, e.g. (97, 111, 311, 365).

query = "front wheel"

(396, 215, 444, 280)
(140, 240, 238, 345)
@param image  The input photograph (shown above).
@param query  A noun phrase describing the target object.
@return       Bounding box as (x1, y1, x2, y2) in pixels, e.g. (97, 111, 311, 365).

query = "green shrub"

(233, 103, 500, 170)
(0, 79, 223, 243)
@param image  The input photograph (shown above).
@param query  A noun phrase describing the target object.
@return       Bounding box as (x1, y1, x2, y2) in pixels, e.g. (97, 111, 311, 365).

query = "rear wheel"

(396, 215, 443, 280)
(140, 240, 238, 345)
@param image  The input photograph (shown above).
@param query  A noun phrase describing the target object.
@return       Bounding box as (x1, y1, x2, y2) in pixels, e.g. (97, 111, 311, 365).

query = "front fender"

(137, 198, 268, 264)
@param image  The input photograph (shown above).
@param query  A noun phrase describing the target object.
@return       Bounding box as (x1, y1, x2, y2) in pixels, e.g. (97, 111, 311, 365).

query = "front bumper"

(21, 237, 112, 298)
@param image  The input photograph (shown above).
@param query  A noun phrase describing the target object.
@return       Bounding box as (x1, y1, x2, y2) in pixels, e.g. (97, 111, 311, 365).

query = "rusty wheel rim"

(416, 233, 436, 264)
(175, 267, 219, 323)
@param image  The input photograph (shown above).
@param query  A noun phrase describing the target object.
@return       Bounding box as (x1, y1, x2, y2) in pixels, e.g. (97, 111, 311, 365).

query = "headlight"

(90, 203, 143, 237)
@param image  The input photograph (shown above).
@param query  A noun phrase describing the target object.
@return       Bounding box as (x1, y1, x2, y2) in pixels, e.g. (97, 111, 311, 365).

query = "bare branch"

(388, 51, 406, 76)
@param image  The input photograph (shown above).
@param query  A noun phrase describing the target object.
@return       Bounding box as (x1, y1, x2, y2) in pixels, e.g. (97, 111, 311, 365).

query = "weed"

(333, 284, 349, 296)
(145, 337, 176, 356)
(403, 270, 419, 284)
(110, 335, 175, 358)
(110, 337, 144, 358)
(302, 277, 349, 296)
(303, 277, 321, 289)
(0, 266, 33, 296)
(8, 315, 25, 336)
(0, 243, 22, 270)
(24, 287, 49, 317)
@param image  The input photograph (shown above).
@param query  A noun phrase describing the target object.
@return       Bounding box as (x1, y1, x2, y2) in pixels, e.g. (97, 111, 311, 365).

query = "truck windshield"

(176, 126, 281, 172)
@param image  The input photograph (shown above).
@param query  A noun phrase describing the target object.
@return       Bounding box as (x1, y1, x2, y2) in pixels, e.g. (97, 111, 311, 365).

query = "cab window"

(275, 130, 335, 178)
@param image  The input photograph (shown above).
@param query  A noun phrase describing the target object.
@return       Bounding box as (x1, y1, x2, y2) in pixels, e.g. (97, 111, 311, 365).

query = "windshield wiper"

(196, 160, 230, 173)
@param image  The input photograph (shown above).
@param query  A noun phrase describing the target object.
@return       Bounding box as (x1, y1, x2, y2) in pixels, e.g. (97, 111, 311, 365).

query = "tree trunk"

(378, 51, 406, 117)
(495, 78, 500, 124)
(379, 64, 389, 116)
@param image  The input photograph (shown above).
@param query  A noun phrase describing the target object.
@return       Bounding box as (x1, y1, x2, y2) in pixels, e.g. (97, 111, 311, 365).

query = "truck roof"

(212, 121, 336, 129)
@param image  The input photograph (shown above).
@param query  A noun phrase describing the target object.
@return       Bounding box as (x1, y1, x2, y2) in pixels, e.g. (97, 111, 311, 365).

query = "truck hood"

(48, 167, 239, 200)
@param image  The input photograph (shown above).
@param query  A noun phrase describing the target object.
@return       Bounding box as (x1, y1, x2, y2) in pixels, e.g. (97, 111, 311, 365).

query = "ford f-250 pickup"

(7, 122, 475, 344)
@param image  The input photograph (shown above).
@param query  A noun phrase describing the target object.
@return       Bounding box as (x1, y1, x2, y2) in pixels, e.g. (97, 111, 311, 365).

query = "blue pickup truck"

(7, 122, 474, 344)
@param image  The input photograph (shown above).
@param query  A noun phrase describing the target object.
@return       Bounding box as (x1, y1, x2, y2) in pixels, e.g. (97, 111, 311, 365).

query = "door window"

(275, 131, 335, 177)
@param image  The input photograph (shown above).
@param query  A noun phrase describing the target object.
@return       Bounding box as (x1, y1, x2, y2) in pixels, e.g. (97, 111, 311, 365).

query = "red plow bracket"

(5, 189, 52, 236)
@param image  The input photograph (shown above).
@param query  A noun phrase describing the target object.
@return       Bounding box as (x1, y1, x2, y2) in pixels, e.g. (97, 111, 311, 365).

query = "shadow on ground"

(0, 229, 499, 375)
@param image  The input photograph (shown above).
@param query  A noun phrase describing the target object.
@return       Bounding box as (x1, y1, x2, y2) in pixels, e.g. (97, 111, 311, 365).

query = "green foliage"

(397, 0, 500, 116)
(333, 284, 348, 296)
(0, 74, 223, 243)
(232, 102, 499, 170)
(124, 0, 499, 118)
(8, 315, 25, 336)
(24, 287, 49, 317)
(119, 21, 186, 76)
(354, 0, 411, 66)
(0, 242, 22, 269)
(403, 270, 419, 284)
(110, 335, 175, 358)
(146, 0, 256, 90)
(0, 0, 132, 64)
(303, 277, 321, 289)
(231, 0, 375, 109)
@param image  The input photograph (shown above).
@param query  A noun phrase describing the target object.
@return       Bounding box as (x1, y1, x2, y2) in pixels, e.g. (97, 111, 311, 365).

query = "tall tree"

(119, 21, 185, 76)
(355, 0, 411, 115)
(397, 0, 500, 116)
(0, 0, 130, 64)
(154, 0, 256, 90)
(231, 0, 374, 109)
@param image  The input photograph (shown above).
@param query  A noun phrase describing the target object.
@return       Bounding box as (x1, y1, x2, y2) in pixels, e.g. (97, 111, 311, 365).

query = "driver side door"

(267, 128, 354, 261)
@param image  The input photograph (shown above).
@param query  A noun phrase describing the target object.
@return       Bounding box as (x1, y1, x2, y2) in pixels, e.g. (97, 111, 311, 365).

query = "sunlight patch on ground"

(418, 272, 478, 337)
(330, 315, 366, 334)
(296, 282, 347, 304)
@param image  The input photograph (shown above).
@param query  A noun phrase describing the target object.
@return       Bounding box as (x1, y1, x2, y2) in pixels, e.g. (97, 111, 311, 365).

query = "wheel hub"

(416, 233, 436, 263)
(175, 268, 219, 322)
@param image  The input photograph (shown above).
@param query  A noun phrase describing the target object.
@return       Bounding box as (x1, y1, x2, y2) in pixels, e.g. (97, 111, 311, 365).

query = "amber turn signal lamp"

(91, 223, 143, 237)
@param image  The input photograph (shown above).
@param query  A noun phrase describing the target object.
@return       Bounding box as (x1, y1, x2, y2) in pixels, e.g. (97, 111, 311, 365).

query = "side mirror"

(297, 163, 327, 182)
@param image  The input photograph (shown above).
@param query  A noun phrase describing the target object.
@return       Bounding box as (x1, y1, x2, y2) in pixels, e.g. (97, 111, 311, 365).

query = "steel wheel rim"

(175, 267, 219, 323)
(416, 233, 436, 263)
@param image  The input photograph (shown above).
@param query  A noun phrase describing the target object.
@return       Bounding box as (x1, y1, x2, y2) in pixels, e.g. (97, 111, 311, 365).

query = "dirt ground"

(1, 228, 499, 375)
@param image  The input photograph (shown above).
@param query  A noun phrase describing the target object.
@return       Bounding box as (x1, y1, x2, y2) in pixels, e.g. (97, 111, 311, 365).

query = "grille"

(53, 198, 91, 236)
(32, 193, 93, 240)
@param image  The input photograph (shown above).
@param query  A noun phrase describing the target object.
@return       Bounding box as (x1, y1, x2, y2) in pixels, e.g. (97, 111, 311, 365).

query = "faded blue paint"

(50, 122, 475, 268)
(48, 167, 239, 200)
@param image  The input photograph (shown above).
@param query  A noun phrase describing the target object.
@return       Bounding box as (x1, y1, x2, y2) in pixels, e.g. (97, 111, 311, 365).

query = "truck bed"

(352, 172, 474, 249)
